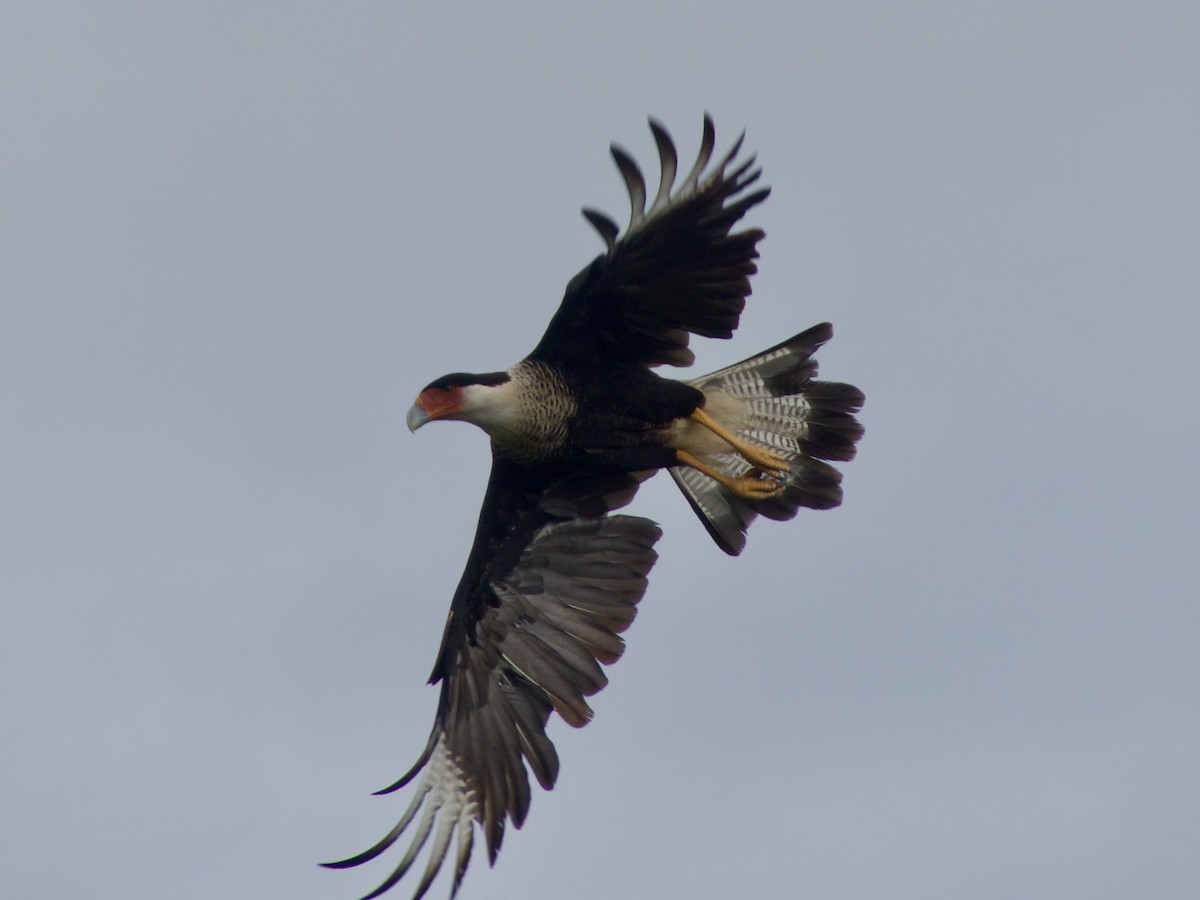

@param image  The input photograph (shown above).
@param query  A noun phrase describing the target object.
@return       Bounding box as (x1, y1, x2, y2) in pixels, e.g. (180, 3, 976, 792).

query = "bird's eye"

(441, 385, 455, 394)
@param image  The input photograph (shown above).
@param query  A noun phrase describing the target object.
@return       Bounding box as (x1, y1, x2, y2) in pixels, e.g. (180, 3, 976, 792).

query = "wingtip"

(679, 114, 717, 191)
(373, 770, 418, 796)
(646, 117, 678, 213)
(581, 207, 619, 252)
(610, 143, 648, 231)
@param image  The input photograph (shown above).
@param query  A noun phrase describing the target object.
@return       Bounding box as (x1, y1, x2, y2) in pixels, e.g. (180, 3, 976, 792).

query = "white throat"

(460, 363, 576, 461)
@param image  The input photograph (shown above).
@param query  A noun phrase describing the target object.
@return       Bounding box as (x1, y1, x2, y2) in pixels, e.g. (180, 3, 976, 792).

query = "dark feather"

(581, 207, 619, 253)
(647, 118, 677, 212)
(529, 115, 769, 369)
(323, 458, 661, 900)
(610, 143, 647, 232)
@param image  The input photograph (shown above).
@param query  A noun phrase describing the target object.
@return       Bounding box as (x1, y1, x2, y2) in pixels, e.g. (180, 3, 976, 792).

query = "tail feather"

(669, 323, 864, 555)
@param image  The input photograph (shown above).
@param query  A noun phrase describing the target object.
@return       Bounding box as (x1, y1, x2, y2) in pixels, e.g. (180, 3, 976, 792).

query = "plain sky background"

(4, 3, 1198, 899)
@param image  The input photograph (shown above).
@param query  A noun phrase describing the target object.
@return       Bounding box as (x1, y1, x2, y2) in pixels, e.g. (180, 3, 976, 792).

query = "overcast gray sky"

(4, 3, 1198, 899)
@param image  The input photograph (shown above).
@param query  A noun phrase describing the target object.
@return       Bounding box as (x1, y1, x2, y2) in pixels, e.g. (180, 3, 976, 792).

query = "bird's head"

(407, 371, 515, 435)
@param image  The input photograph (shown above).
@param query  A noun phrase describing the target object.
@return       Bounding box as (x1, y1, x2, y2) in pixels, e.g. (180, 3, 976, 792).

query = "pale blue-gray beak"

(406, 403, 430, 433)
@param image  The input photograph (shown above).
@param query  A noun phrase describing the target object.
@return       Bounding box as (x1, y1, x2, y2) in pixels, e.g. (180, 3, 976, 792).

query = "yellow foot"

(740, 444, 790, 476)
(727, 470, 788, 500)
(676, 451, 788, 501)
(688, 408, 789, 475)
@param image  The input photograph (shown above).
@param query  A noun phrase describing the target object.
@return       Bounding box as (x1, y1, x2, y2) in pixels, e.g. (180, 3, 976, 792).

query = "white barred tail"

(669, 323, 864, 555)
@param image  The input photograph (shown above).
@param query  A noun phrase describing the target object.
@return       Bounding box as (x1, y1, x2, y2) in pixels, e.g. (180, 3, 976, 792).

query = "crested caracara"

(325, 116, 864, 900)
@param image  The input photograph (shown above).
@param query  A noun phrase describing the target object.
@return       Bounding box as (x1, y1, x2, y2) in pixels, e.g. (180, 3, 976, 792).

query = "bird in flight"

(324, 116, 864, 899)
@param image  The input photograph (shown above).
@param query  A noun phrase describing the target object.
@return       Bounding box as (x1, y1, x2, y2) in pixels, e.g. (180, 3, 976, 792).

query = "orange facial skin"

(406, 385, 464, 432)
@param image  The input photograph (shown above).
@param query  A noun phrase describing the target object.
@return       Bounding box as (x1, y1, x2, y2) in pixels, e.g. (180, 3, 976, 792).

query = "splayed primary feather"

(580, 113, 764, 259)
(325, 515, 660, 900)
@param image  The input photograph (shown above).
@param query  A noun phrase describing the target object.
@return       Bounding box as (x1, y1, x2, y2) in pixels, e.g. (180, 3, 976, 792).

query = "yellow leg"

(675, 450, 786, 500)
(689, 407, 789, 474)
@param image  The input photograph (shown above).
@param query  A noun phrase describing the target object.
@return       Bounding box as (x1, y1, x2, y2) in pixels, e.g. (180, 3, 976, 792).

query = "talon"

(676, 450, 788, 501)
(749, 466, 787, 485)
(688, 407, 790, 474)
(742, 446, 789, 475)
(729, 471, 786, 500)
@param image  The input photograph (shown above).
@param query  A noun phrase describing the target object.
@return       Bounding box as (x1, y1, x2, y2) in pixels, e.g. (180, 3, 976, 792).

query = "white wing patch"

(327, 515, 661, 900)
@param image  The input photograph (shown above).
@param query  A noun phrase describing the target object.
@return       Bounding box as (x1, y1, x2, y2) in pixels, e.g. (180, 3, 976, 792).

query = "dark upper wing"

(323, 459, 661, 900)
(528, 115, 770, 369)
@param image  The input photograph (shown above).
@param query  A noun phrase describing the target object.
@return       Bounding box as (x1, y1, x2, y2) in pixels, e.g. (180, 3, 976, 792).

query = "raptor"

(325, 116, 864, 899)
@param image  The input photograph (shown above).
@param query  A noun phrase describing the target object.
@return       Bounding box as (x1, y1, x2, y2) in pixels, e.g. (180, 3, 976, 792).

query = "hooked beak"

(406, 403, 431, 433)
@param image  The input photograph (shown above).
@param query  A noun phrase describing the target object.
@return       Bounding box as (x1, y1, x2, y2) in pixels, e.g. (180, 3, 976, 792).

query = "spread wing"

(323, 459, 661, 900)
(528, 115, 770, 369)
